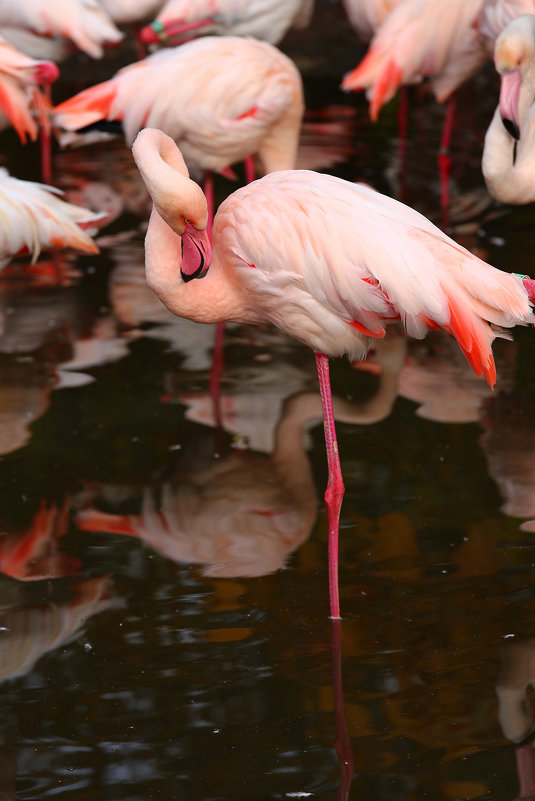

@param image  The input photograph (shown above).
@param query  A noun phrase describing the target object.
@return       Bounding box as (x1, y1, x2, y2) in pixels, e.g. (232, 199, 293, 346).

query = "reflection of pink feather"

(0, 502, 79, 581)
(0, 576, 116, 682)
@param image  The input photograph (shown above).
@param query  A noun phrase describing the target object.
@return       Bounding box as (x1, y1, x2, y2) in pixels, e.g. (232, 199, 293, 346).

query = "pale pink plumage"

(141, 0, 313, 46)
(0, 0, 123, 59)
(133, 128, 533, 388)
(0, 35, 58, 143)
(0, 168, 103, 266)
(342, 0, 403, 42)
(342, 0, 487, 120)
(53, 37, 304, 178)
(477, 0, 535, 46)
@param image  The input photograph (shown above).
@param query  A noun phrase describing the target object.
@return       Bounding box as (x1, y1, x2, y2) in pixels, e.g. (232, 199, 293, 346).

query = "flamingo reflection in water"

(0, 575, 117, 683)
(76, 333, 406, 580)
(496, 638, 535, 801)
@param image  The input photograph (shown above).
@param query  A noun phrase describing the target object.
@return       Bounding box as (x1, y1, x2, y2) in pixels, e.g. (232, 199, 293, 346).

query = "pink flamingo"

(0, 168, 103, 268)
(341, 0, 486, 122)
(132, 127, 535, 619)
(482, 14, 535, 204)
(53, 36, 304, 216)
(341, 0, 488, 220)
(0, 35, 59, 181)
(139, 0, 314, 47)
(0, 0, 123, 60)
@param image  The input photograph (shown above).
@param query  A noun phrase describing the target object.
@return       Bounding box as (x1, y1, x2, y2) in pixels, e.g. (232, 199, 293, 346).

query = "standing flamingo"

(139, 0, 313, 47)
(341, 0, 488, 223)
(132, 127, 535, 619)
(341, 0, 487, 121)
(0, 36, 58, 142)
(482, 14, 535, 203)
(53, 36, 304, 202)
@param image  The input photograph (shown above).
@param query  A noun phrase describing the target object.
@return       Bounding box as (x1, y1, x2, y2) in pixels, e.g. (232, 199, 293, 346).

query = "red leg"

(397, 86, 409, 204)
(315, 353, 344, 620)
(40, 83, 52, 185)
(244, 155, 256, 185)
(331, 619, 355, 798)
(438, 95, 456, 232)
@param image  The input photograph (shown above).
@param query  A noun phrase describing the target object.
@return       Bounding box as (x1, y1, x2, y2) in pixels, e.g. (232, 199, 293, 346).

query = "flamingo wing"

(214, 170, 533, 385)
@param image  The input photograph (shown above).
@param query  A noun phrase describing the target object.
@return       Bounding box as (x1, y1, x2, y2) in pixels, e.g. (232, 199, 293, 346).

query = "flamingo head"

(132, 128, 212, 283)
(495, 14, 535, 141)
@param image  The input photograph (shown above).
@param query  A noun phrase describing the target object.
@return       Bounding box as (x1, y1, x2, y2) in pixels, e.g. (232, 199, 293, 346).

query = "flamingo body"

(477, 0, 535, 45)
(0, 168, 102, 266)
(482, 14, 535, 203)
(54, 37, 304, 177)
(342, 0, 402, 42)
(133, 129, 533, 389)
(0, 0, 123, 59)
(342, 0, 487, 119)
(0, 35, 58, 143)
(141, 0, 314, 46)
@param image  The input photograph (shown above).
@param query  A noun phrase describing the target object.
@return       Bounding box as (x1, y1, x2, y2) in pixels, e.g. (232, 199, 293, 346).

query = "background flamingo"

(0, 168, 103, 267)
(482, 14, 535, 203)
(53, 36, 304, 209)
(139, 0, 314, 47)
(0, 0, 123, 60)
(132, 127, 535, 619)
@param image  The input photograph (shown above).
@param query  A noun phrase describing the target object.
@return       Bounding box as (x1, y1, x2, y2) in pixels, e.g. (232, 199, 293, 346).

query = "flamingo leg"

(315, 352, 344, 620)
(438, 95, 456, 232)
(331, 619, 355, 798)
(397, 86, 409, 204)
(40, 83, 53, 185)
(244, 155, 256, 185)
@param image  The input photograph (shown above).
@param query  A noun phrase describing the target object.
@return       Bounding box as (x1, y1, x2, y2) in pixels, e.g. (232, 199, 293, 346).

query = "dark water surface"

(1, 3, 535, 800)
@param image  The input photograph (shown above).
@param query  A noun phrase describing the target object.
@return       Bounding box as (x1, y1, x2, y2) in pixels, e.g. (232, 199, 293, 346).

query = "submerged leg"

(315, 353, 345, 620)
(40, 83, 53, 185)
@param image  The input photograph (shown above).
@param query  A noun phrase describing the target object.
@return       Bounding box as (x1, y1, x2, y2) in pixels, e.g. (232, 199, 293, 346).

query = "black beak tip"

(180, 266, 209, 283)
(502, 116, 520, 141)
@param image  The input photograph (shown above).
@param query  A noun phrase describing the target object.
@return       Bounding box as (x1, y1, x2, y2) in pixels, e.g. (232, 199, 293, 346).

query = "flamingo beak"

(499, 68, 521, 140)
(180, 224, 212, 283)
(139, 17, 215, 45)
